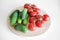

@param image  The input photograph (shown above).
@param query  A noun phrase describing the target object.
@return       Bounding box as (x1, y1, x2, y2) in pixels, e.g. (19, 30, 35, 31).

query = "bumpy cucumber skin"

(10, 10, 18, 26)
(17, 17, 22, 24)
(23, 13, 29, 25)
(23, 18, 28, 25)
(14, 24, 28, 33)
(21, 8, 27, 20)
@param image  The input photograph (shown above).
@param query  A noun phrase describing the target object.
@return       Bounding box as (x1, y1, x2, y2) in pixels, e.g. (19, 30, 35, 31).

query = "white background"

(0, 0, 60, 40)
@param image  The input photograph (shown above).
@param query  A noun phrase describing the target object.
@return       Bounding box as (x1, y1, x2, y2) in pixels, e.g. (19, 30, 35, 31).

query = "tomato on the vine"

(29, 17, 35, 23)
(35, 20, 43, 28)
(33, 8, 40, 14)
(24, 3, 30, 9)
(43, 14, 49, 21)
(28, 8, 33, 13)
(29, 12, 37, 17)
(28, 23, 36, 31)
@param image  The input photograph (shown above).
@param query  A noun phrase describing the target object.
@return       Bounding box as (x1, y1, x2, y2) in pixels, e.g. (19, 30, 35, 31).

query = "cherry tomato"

(28, 8, 33, 14)
(29, 17, 35, 23)
(35, 20, 43, 28)
(35, 15, 42, 20)
(24, 3, 30, 9)
(30, 12, 37, 17)
(28, 23, 36, 31)
(31, 4, 36, 9)
(33, 8, 40, 14)
(43, 14, 49, 21)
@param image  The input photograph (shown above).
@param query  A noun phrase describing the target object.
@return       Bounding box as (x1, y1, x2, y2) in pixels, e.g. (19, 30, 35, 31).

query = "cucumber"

(23, 18, 28, 25)
(9, 10, 19, 20)
(17, 17, 22, 24)
(22, 13, 28, 25)
(14, 24, 28, 33)
(21, 8, 27, 20)
(19, 12, 22, 19)
(10, 10, 19, 26)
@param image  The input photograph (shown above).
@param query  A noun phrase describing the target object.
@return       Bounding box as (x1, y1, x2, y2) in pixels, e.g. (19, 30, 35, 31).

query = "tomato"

(28, 8, 33, 13)
(33, 8, 40, 14)
(24, 3, 30, 9)
(28, 23, 36, 31)
(29, 12, 37, 17)
(31, 4, 36, 9)
(43, 14, 49, 21)
(29, 17, 35, 23)
(35, 20, 43, 28)
(35, 15, 42, 20)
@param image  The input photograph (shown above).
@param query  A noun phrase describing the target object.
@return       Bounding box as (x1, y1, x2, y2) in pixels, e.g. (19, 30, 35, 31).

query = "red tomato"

(31, 4, 36, 9)
(24, 3, 30, 9)
(28, 23, 36, 31)
(35, 15, 42, 20)
(43, 14, 49, 21)
(35, 20, 43, 28)
(33, 8, 40, 14)
(29, 17, 35, 23)
(30, 12, 37, 17)
(28, 8, 33, 14)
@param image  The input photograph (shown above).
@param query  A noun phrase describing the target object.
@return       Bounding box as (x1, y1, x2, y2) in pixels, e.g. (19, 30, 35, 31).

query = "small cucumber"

(9, 10, 19, 20)
(10, 10, 19, 26)
(17, 17, 22, 24)
(14, 24, 28, 33)
(23, 18, 28, 25)
(21, 8, 27, 20)
(22, 13, 28, 25)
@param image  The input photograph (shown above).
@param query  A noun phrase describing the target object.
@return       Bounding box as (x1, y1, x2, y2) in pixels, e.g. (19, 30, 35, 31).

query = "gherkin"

(9, 10, 19, 26)
(21, 8, 27, 20)
(14, 24, 28, 33)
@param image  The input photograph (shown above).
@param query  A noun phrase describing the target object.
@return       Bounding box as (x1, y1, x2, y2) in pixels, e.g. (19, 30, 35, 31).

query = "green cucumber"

(23, 13, 28, 25)
(23, 18, 28, 25)
(17, 17, 22, 24)
(14, 24, 28, 33)
(21, 8, 27, 20)
(10, 10, 19, 26)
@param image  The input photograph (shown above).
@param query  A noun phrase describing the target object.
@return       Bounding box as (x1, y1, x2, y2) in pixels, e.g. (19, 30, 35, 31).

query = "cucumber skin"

(23, 18, 28, 25)
(14, 24, 28, 33)
(10, 10, 18, 26)
(22, 13, 29, 25)
(17, 17, 22, 24)
(21, 8, 27, 20)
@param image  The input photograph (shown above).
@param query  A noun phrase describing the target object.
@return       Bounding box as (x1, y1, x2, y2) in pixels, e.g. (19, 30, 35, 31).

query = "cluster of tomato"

(24, 3, 49, 31)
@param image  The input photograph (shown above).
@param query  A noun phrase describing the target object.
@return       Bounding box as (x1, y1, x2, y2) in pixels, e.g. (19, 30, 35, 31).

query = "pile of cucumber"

(9, 8, 29, 33)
